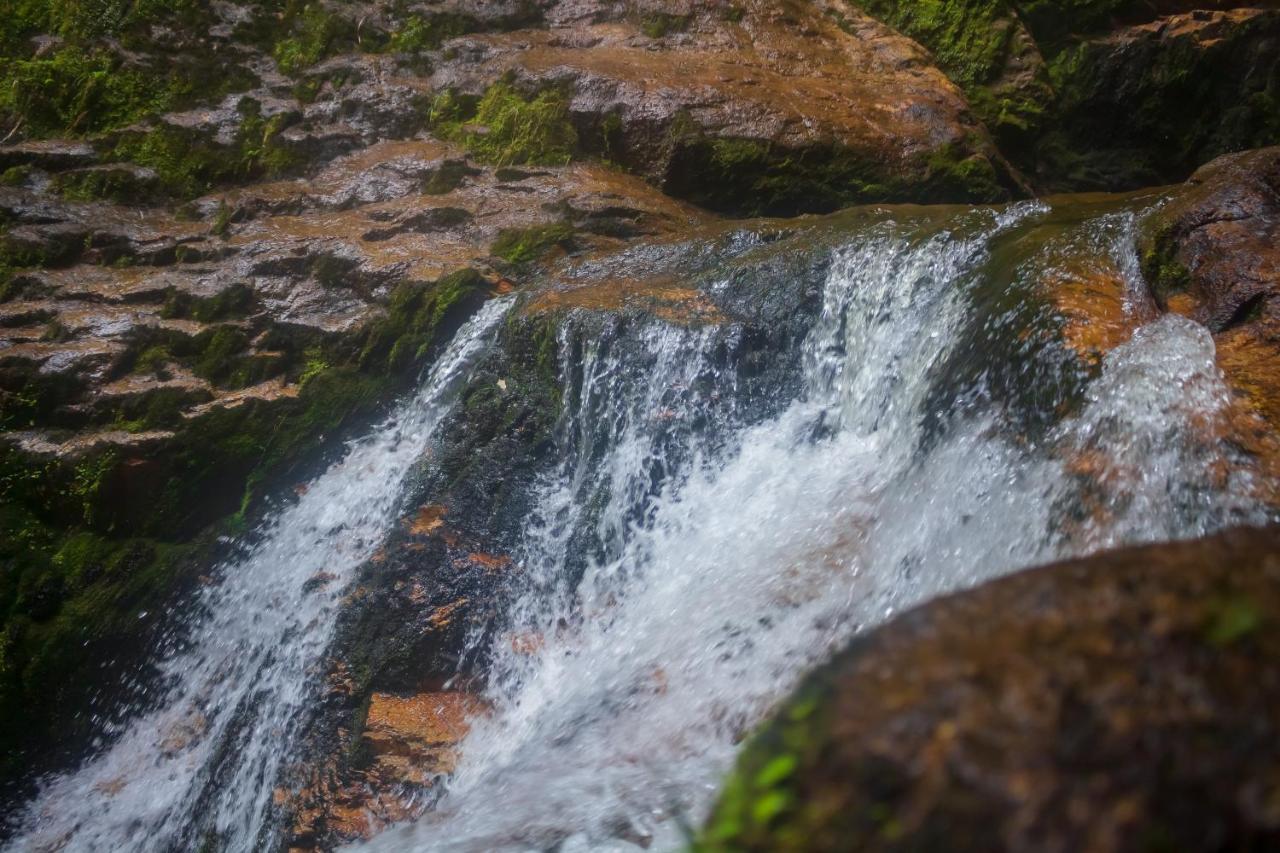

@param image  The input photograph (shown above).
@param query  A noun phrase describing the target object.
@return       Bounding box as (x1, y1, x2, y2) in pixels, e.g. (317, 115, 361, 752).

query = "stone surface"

(1046, 8, 1280, 190)
(1140, 146, 1280, 503)
(429, 0, 1016, 212)
(702, 525, 1280, 852)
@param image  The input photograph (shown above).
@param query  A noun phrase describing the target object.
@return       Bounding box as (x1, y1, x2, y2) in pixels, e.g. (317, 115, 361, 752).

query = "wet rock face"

(702, 525, 1280, 852)
(430, 0, 1015, 213)
(1138, 147, 1280, 499)
(284, 219, 845, 848)
(1140, 146, 1280, 333)
(1046, 8, 1280, 190)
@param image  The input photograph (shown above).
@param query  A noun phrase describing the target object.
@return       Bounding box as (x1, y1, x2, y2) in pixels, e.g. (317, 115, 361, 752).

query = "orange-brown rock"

(362, 691, 482, 784)
(432, 0, 1015, 213)
(1139, 146, 1280, 504)
(278, 690, 484, 849)
(703, 525, 1280, 852)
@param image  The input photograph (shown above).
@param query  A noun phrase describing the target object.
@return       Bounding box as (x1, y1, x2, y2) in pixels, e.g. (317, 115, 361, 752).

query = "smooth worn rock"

(702, 525, 1280, 852)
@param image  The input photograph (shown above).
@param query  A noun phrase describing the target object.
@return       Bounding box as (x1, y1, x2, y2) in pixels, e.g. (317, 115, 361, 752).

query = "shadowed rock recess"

(0, 0, 1278, 849)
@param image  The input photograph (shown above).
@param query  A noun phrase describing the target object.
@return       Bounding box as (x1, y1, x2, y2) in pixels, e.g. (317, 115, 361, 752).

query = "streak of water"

(358, 203, 1265, 852)
(6, 299, 512, 853)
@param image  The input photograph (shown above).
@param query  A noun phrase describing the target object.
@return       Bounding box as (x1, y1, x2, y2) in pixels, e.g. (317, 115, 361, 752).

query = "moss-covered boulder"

(1043, 8, 1280, 190)
(846, 1, 1280, 192)
(702, 525, 1280, 852)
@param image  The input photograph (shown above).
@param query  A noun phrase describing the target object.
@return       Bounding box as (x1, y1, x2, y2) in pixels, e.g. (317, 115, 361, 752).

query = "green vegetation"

(389, 12, 475, 53)
(1139, 222, 1193, 305)
(430, 80, 579, 167)
(491, 223, 576, 265)
(273, 3, 357, 75)
(2, 49, 177, 138)
(0, 0, 253, 140)
(112, 99, 301, 199)
(54, 166, 158, 203)
(639, 12, 690, 39)
(697, 680, 829, 850)
(1, 0, 201, 51)
(0, 264, 491, 785)
(0, 165, 32, 187)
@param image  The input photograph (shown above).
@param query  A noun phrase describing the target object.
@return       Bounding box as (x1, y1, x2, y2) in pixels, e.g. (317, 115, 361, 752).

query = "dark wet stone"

(702, 525, 1280, 853)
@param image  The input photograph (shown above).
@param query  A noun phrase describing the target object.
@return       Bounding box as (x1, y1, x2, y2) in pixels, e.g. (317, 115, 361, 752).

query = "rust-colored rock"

(433, 0, 1014, 212)
(278, 690, 484, 849)
(1139, 146, 1280, 505)
(703, 525, 1280, 852)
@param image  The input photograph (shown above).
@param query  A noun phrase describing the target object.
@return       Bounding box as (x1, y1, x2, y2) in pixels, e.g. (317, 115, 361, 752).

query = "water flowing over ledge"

(8, 195, 1271, 853)
(5, 299, 513, 852)
(357, 201, 1265, 851)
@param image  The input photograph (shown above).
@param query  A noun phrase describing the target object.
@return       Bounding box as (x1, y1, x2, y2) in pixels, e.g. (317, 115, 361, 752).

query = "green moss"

(298, 347, 329, 386)
(273, 3, 357, 76)
(389, 12, 475, 53)
(113, 98, 302, 199)
(0, 459, 210, 783)
(0, 2, 254, 140)
(70, 450, 118, 525)
(0, 165, 31, 187)
(1205, 597, 1263, 648)
(211, 200, 234, 238)
(431, 80, 578, 167)
(357, 268, 487, 373)
(131, 344, 172, 377)
(697, 678, 833, 850)
(0, 49, 170, 137)
(53, 166, 159, 204)
(490, 223, 576, 265)
(161, 282, 255, 323)
(847, 0, 1016, 87)
(667, 134, 1008, 216)
(639, 12, 690, 39)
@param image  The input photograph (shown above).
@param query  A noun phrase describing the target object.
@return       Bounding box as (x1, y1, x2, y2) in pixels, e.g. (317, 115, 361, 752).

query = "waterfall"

(356, 202, 1265, 851)
(6, 196, 1268, 853)
(5, 299, 513, 852)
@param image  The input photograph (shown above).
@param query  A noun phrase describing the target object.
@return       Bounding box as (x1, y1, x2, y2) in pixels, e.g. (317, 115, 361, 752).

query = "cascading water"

(5, 299, 512, 852)
(6, 196, 1269, 853)
(358, 200, 1267, 852)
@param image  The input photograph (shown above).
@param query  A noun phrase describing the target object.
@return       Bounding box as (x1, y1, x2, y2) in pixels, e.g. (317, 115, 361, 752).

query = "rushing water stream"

(6, 300, 512, 851)
(7, 199, 1270, 851)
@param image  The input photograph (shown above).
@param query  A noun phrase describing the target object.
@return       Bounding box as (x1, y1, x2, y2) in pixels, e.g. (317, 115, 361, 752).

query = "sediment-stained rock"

(1139, 146, 1280, 502)
(701, 525, 1280, 852)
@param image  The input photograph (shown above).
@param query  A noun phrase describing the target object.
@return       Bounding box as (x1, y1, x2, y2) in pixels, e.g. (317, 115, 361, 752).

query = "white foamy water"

(6, 299, 512, 853)
(357, 203, 1266, 852)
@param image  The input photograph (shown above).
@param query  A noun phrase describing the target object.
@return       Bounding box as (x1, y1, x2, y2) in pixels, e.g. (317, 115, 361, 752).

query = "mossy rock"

(430, 79, 579, 167)
(664, 135, 1010, 216)
(701, 525, 1280, 852)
